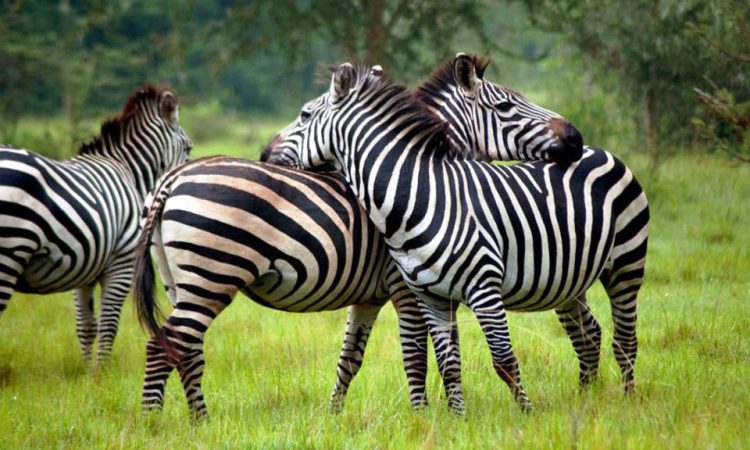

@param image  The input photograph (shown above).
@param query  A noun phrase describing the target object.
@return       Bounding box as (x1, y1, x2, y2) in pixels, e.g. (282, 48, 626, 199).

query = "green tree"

(213, 0, 492, 81)
(522, 0, 748, 162)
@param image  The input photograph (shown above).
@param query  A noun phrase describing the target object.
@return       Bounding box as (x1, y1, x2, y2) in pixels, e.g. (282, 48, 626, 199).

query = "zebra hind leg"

(74, 285, 97, 364)
(555, 294, 602, 388)
(391, 290, 429, 410)
(95, 266, 132, 364)
(0, 249, 28, 317)
(601, 269, 643, 394)
(418, 295, 464, 415)
(467, 288, 531, 412)
(330, 302, 382, 413)
(169, 285, 235, 422)
(142, 333, 176, 411)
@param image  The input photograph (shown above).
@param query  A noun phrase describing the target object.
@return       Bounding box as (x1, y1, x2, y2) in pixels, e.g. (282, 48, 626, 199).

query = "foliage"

(521, 0, 750, 158)
(687, 0, 750, 161)
(215, 0, 493, 80)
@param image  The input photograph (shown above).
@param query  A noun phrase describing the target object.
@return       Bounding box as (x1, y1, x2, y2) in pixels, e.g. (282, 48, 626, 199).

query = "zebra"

(266, 62, 649, 415)
(0, 85, 192, 364)
(133, 156, 428, 421)
(131, 58, 582, 420)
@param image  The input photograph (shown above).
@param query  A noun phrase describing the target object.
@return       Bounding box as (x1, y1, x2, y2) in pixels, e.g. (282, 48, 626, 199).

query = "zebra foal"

(0, 85, 191, 363)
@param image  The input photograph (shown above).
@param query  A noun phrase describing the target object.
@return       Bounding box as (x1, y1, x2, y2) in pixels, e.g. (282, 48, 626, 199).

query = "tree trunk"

(365, 0, 385, 65)
(642, 87, 658, 166)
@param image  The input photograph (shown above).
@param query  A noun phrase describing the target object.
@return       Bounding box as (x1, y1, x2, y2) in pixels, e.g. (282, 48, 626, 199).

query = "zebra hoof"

(329, 397, 345, 415)
(448, 402, 466, 418)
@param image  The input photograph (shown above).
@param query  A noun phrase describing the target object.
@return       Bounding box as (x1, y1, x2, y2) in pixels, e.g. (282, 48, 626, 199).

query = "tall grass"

(1, 118, 749, 448)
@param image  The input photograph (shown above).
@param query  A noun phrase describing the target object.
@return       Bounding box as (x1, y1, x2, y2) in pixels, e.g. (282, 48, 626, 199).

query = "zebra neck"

(342, 122, 454, 243)
(424, 91, 528, 162)
(80, 143, 157, 202)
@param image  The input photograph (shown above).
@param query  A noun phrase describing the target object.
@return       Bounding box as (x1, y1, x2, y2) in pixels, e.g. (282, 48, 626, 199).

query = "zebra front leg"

(418, 296, 464, 415)
(73, 285, 97, 364)
(391, 291, 429, 410)
(95, 266, 133, 363)
(468, 291, 531, 412)
(556, 294, 602, 388)
(330, 302, 382, 413)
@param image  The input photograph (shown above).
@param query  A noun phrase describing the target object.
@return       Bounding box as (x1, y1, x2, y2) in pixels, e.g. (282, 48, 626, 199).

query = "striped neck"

(332, 96, 456, 240)
(78, 100, 174, 200)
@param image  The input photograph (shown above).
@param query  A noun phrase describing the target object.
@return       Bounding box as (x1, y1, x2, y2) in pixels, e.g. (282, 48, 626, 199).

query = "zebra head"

(81, 85, 193, 198)
(417, 53, 583, 163)
(154, 90, 193, 171)
(261, 65, 388, 170)
(263, 63, 373, 170)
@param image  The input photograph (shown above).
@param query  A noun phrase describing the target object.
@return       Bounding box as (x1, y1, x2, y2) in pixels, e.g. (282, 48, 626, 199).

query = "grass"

(1, 119, 750, 448)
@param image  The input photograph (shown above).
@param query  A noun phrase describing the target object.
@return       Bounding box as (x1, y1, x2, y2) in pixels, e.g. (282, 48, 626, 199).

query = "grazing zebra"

(0, 85, 192, 363)
(267, 63, 649, 414)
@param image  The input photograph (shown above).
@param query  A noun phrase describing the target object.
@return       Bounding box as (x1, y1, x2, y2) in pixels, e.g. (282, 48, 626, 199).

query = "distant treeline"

(1, 0, 747, 160)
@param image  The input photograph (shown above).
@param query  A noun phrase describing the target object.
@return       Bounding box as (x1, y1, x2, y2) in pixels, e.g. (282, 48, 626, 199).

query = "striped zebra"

(0, 85, 192, 363)
(133, 157, 428, 421)
(266, 63, 649, 414)
(131, 59, 580, 420)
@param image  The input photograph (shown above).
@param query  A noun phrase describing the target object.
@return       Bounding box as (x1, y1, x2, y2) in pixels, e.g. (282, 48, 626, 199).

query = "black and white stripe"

(0, 85, 191, 363)
(269, 63, 649, 415)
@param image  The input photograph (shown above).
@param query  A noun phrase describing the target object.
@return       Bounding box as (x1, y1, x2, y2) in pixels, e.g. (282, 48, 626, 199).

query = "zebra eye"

(494, 101, 515, 113)
(300, 110, 312, 122)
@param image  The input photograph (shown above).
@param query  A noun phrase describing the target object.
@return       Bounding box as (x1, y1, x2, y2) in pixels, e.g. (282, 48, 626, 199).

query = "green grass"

(1, 130, 749, 448)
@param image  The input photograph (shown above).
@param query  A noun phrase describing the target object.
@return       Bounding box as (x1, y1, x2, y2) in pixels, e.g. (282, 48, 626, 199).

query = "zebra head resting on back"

(416, 53, 583, 163)
(0, 84, 191, 364)
(267, 63, 649, 415)
(262, 54, 583, 167)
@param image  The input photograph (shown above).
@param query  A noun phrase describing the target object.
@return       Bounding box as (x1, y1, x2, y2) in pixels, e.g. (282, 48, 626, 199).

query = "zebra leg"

(555, 294, 602, 388)
(468, 292, 531, 412)
(170, 287, 236, 422)
(142, 334, 175, 411)
(330, 302, 382, 413)
(0, 249, 28, 317)
(95, 264, 133, 363)
(418, 296, 464, 415)
(390, 285, 429, 410)
(73, 285, 97, 363)
(602, 272, 642, 393)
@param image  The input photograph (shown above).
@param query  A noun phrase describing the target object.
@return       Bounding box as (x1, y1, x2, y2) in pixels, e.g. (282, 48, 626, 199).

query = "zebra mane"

(348, 64, 459, 159)
(79, 84, 171, 156)
(415, 54, 490, 103)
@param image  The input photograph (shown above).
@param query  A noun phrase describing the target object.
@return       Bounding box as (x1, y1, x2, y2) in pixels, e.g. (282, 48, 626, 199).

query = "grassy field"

(1, 122, 749, 448)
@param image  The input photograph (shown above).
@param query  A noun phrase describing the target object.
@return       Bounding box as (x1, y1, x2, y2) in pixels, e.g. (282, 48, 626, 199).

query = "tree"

(522, 0, 748, 162)
(213, 0, 493, 81)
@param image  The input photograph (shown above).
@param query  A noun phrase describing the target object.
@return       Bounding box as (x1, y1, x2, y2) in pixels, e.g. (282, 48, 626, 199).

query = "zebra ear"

(370, 65, 384, 77)
(159, 92, 179, 123)
(330, 63, 356, 104)
(453, 53, 479, 94)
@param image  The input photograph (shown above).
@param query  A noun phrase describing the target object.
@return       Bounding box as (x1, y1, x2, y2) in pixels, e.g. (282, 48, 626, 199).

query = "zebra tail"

(133, 173, 177, 360)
